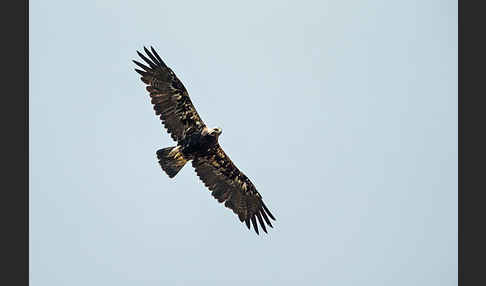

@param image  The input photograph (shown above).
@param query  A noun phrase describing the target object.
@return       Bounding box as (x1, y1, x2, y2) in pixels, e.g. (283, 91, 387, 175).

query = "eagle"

(133, 46, 276, 234)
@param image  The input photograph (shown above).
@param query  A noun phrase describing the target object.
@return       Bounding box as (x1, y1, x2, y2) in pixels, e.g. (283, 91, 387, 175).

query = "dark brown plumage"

(133, 46, 275, 234)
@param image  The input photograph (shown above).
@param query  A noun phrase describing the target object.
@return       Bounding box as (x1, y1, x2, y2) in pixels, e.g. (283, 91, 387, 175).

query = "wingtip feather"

(262, 202, 276, 221)
(137, 50, 157, 69)
(144, 46, 162, 66)
(245, 218, 251, 230)
(256, 212, 267, 233)
(133, 59, 150, 71)
(251, 216, 259, 235)
(260, 209, 273, 228)
(150, 46, 167, 67)
(134, 68, 146, 76)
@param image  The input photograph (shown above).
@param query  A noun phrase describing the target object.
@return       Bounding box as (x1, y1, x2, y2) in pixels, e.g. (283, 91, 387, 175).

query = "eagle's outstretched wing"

(133, 47, 205, 142)
(192, 145, 276, 234)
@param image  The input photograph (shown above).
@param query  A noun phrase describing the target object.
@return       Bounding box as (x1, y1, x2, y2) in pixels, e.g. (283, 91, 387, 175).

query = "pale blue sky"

(30, 0, 457, 285)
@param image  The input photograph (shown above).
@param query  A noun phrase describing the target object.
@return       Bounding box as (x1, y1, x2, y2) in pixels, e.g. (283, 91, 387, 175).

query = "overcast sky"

(30, 0, 457, 285)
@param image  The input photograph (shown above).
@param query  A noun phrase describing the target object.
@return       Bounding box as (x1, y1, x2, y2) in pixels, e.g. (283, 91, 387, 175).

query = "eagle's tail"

(156, 146, 188, 178)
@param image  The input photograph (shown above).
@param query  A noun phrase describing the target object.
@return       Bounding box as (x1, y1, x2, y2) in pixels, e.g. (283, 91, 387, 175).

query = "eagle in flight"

(133, 47, 275, 234)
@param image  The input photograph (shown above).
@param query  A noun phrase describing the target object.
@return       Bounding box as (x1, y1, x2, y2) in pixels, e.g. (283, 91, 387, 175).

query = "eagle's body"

(133, 47, 275, 234)
(179, 127, 219, 158)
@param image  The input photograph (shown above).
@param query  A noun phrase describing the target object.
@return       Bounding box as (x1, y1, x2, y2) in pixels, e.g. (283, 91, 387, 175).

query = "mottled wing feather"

(134, 46, 205, 142)
(192, 145, 276, 234)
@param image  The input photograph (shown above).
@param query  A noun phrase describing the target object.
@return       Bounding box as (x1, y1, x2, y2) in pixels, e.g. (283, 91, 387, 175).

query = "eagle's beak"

(211, 128, 222, 136)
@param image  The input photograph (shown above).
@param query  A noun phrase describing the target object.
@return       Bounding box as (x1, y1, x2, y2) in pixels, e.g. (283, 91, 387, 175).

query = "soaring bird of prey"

(133, 47, 275, 234)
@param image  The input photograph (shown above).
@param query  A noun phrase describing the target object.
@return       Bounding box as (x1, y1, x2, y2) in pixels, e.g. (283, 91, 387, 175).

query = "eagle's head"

(209, 127, 222, 137)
